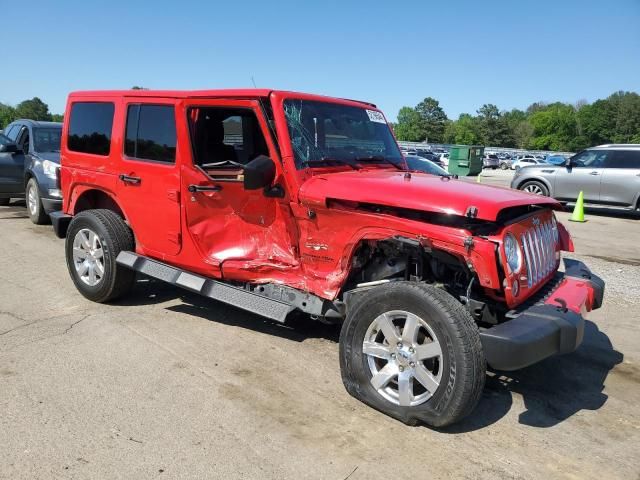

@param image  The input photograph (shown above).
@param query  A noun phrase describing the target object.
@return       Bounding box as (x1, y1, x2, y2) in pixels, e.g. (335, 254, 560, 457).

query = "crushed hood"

(298, 169, 561, 222)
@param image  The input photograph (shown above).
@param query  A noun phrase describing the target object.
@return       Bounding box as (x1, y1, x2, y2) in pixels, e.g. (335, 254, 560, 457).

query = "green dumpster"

(447, 145, 484, 176)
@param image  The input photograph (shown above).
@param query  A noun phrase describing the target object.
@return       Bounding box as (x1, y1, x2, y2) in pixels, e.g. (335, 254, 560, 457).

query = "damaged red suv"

(51, 89, 604, 427)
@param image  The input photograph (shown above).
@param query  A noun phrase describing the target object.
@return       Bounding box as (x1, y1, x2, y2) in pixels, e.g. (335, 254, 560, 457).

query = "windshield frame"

(276, 96, 403, 171)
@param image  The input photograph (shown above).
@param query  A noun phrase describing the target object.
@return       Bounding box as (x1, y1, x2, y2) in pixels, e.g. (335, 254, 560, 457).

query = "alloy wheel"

(27, 185, 37, 215)
(363, 310, 443, 407)
(72, 228, 105, 286)
(524, 184, 544, 195)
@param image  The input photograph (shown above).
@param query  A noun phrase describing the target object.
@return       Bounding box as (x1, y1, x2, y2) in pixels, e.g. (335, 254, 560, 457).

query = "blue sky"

(1, 0, 638, 120)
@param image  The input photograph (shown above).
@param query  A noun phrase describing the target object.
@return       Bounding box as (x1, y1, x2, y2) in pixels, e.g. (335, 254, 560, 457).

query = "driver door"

(0, 134, 25, 196)
(180, 98, 299, 282)
(555, 150, 609, 202)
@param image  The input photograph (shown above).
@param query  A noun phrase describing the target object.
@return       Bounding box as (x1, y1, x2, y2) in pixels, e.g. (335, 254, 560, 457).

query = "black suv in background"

(0, 120, 62, 223)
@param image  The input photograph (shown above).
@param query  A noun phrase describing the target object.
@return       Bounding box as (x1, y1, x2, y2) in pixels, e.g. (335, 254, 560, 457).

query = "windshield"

(34, 127, 62, 152)
(283, 99, 402, 169)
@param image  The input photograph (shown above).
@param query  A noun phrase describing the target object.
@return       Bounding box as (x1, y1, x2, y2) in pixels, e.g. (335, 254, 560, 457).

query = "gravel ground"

(564, 253, 640, 305)
(1, 200, 639, 480)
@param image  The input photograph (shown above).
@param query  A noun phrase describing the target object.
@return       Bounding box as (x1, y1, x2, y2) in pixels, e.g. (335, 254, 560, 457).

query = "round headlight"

(504, 233, 522, 272)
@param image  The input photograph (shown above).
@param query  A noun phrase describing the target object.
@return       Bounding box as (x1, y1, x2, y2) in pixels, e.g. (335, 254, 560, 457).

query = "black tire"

(500, 163, 509, 170)
(0, 198, 9, 206)
(339, 282, 485, 428)
(519, 180, 549, 196)
(26, 178, 49, 225)
(65, 209, 135, 303)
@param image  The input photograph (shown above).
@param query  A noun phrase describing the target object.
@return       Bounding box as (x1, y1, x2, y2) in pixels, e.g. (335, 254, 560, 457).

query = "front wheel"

(339, 282, 485, 428)
(520, 180, 549, 196)
(65, 209, 135, 303)
(26, 179, 49, 224)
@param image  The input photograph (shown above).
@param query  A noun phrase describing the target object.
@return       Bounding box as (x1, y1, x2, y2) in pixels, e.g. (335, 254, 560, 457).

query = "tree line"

(0, 98, 63, 129)
(392, 91, 640, 151)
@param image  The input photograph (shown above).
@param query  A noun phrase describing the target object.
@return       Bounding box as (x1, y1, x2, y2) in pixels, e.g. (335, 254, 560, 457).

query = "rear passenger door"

(600, 150, 640, 207)
(116, 100, 182, 256)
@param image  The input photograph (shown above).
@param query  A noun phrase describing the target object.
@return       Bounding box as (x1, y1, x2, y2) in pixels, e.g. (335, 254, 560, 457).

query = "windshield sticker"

(366, 110, 386, 124)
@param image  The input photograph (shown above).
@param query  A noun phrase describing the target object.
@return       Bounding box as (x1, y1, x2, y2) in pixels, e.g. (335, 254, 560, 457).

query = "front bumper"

(42, 197, 63, 214)
(50, 211, 72, 238)
(479, 258, 604, 371)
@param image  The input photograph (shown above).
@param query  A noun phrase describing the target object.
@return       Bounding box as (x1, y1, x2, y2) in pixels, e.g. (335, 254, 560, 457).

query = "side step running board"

(116, 251, 296, 323)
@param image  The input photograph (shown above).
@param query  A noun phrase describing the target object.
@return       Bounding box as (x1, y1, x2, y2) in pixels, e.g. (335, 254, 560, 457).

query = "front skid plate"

(116, 251, 295, 323)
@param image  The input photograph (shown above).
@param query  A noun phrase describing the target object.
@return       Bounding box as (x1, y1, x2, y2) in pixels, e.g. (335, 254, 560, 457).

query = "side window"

(125, 104, 176, 163)
(68, 102, 115, 155)
(572, 150, 609, 168)
(5, 124, 20, 141)
(606, 150, 640, 169)
(187, 107, 269, 167)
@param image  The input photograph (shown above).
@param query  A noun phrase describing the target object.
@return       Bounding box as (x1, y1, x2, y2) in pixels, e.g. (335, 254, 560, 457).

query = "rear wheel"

(0, 198, 9, 206)
(339, 282, 485, 428)
(65, 209, 135, 302)
(520, 180, 549, 196)
(500, 162, 509, 170)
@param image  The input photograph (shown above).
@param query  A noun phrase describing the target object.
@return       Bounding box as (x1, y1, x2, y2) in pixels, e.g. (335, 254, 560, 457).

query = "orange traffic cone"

(569, 191, 586, 222)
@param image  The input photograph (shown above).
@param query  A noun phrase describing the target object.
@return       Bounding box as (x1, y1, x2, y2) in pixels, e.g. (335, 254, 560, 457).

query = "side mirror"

(0, 142, 19, 153)
(565, 158, 572, 167)
(243, 155, 276, 190)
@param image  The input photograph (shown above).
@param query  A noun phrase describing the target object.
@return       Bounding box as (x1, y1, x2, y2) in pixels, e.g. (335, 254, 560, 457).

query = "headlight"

(504, 233, 522, 272)
(42, 160, 59, 179)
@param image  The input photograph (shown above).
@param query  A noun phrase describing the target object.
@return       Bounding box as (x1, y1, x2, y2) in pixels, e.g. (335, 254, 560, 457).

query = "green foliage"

(394, 106, 427, 141)
(400, 90, 640, 151)
(528, 103, 579, 151)
(445, 114, 480, 145)
(1, 98, 64, 130)
(414, 97, 448, 143)
(0, 103, 17, 129)
(15, 97, 52, 121)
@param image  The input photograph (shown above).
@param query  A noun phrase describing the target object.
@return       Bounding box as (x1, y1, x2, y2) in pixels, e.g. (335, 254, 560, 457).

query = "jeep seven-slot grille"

(521, 220, 557, 288)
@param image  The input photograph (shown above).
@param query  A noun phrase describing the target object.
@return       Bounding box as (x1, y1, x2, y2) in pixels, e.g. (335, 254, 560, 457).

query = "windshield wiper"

(303, 157, 361, 170)
(353, 155, 404, 170)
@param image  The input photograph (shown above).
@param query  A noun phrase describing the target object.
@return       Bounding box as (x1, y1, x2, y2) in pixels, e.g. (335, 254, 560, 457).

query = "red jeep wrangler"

(51, 89, 604, 427)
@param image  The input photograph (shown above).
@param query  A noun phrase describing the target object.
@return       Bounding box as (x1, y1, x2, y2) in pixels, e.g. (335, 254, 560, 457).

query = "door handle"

(188, 184, 222, 193)
(119, 174, 141, 184)
(589, 171, 600, 176)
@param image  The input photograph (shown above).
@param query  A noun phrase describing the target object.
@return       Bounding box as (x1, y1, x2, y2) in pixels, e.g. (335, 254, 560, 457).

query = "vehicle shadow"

(115, 278, 622, 431)
(114, 277, 340, 343)
(442, 320, 623, 433)
(561, 204, 639, 221)
(0, 201, 28, 219)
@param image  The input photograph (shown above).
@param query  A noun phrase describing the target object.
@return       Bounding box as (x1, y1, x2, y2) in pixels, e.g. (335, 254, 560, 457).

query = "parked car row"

(0, 119, 62, 223)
